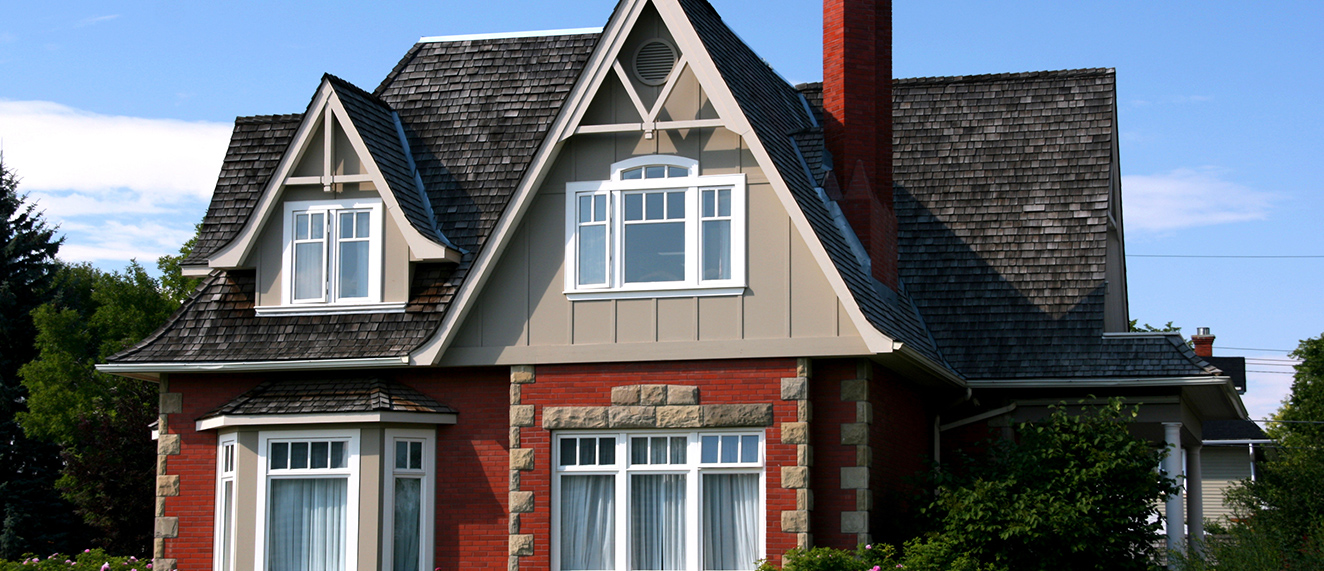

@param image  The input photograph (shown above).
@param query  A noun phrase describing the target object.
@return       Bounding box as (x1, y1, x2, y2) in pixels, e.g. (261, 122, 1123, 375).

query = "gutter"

(965, 375, 1233, 388)
(96, 356, 411, 380)
(894, 342, 966, 389)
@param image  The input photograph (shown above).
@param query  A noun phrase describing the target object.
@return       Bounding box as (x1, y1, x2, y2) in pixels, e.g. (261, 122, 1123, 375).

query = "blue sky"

(1, 1, 1319, 421)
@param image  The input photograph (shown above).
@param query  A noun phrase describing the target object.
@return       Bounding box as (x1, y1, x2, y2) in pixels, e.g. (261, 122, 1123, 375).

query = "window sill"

(564, 286, 744, 301)
(254, 302, 407, 317)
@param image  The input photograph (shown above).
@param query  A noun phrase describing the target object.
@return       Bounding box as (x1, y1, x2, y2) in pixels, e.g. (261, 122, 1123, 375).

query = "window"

(276, 199, 386, 312)
(553, 431, 764, 571)
(383, 429, 435, 571)
(256, 430, 360, 571)
(215, 436, 238, 571)
(566, 156, 746, 299)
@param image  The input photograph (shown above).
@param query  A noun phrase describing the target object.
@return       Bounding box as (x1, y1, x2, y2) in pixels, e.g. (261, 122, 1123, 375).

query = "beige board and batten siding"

(1201, 446, 1253, 523)
(445, 129, 863, 363)
(250, 116, 411, 306)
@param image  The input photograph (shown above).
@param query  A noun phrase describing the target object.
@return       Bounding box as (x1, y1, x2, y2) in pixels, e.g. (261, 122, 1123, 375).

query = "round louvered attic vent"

(633, 40, 677, 86)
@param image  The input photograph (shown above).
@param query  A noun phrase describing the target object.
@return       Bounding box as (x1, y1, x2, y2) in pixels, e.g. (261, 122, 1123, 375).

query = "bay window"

(276, 199, 385, 312)
(255, 430, 360, 571)
(553, 431, 764, 571)
(565, 156, 746, 298)
(215, 436, 237, 571)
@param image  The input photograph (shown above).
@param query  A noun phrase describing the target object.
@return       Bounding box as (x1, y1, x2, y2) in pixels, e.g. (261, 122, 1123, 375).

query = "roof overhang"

(197, 411, 457, 431)
(96, 356, 411, 381)
(968, 374, 1248, 421)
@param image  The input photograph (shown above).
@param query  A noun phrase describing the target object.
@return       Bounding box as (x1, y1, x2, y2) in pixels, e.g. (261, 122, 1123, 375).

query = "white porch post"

(1186, 443, 1204, 549)
(1163, 422, 1185, 562)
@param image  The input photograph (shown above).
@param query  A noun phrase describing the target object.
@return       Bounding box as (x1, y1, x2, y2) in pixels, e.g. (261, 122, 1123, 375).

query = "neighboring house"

(97, 0, 1250, 570)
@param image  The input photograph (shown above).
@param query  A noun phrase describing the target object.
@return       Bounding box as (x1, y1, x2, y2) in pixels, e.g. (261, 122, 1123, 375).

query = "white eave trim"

(197, 411, 457, 431)
(254, 302, 407, 317)
(1203, 439, 1273, 446)
(966, 375, 1232, 388)
(96, 356, 410, 375)
(420, 27, 603, 43)
(180, 265, 212, 278)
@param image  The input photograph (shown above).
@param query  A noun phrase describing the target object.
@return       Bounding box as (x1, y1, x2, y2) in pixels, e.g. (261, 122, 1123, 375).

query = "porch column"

(1186, 443, 1204, 548)
(1162, 422, 1185, 561)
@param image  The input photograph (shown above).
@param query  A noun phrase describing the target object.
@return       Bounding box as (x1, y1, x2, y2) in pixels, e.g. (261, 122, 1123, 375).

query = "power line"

(1248, 370, 1296, 375)
(1127, 254, 1324, 259)
(1217, 346, 1296, 353)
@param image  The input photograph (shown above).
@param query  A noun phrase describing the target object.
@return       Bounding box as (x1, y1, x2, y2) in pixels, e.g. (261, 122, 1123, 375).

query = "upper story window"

(565, 156, 746, 300)
(269, 199, 392, 315)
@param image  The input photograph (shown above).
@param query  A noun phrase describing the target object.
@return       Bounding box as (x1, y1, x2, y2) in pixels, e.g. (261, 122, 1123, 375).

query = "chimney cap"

(1196, 327, 1212, 336)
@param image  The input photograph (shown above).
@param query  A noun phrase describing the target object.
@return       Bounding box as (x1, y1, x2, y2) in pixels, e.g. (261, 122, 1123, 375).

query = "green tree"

(0, 158, 93, 558)
(903, 399, 1179, 571)
(1184, 333, 1324, 570)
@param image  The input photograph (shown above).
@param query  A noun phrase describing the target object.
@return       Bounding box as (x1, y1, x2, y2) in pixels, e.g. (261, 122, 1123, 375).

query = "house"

(97, 0, 1250, 570)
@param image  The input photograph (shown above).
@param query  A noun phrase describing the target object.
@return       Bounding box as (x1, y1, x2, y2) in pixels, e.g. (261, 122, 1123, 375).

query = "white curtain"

(631, 474, 686, 570)
(561, 475, 614, 570)
(702, 474, 758, 570)
(393, 477, 421, 571)
(269, 478, 347, 571)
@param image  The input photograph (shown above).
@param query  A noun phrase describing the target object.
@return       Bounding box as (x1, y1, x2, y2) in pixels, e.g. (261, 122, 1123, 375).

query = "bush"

(756, 544, 900, 571)
(0, 550, 147, 571)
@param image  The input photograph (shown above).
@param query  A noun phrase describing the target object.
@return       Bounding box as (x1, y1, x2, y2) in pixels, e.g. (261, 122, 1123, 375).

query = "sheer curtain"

(561, 475, 615, 570)
(631, 474, 686, 571)
(393, 477, 421, 571)
(269, 478, 347, 571)
(702, 474, 758, 570)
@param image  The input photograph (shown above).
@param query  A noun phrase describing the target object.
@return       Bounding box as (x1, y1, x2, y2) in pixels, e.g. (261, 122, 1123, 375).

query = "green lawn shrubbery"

(0, 550, 147, 571)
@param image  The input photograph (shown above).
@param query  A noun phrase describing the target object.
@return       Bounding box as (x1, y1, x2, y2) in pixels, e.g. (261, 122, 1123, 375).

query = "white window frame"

(381, 428, 436, 571)
(265, 198, 399, 316)
(254, 428, 361, 571)
(551, 429, 766, 571)
(565, 156, 747, 300)
(214, 434, 238, 571)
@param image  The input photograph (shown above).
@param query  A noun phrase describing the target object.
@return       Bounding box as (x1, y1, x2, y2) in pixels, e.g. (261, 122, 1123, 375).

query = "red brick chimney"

(823, 0, 897, 290)
(1192, 327, 1214, 358)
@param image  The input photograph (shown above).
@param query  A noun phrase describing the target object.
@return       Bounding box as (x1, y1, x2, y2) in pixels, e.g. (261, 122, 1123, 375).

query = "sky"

(1, 1, 1318, 422)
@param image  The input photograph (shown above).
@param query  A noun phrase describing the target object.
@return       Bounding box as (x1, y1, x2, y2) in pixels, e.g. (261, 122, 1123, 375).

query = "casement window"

(383, 429, 436, 571)
(272, 199, 388, 313)
(215, 436, 238, 571)
(553, 430, 765, 571)
(565, 156, 746, 299)
(255, 430, 360, 571)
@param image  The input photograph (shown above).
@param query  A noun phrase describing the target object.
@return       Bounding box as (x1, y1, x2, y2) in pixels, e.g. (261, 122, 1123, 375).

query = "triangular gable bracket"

(207, 78, 460, 270)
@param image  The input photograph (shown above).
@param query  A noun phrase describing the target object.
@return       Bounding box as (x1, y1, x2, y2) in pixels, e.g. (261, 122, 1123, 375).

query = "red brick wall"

(808, 359, 858, 550)
(163, 374, 263, 570)
(868, 369, 930, 544)
(520, 359, 801, 569)
(398, 366, 511, 570)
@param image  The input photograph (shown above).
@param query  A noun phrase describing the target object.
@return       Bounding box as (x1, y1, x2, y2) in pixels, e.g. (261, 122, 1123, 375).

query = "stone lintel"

(608, 406, 656, 428)
(543, 404, 772, 430)
(640, 385, 668, 406)
(666, 385, 699, 405)
(611, 385, 641, 406)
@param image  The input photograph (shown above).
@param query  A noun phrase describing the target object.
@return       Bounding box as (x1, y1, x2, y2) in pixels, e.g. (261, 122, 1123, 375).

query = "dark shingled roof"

(888, 68, 1214, 380)
(679, 0, 947, 368)
(1204, 419, 1270, 442)
(110, 33, 598, 363)
(183, 114, 304, 266)
(325, 74, 451, 249)
(199, 378, 454, 419)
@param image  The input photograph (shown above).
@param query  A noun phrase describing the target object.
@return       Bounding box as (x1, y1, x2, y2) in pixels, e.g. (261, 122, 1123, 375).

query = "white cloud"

(0, 100, 232, 210)
(1122, 168, 1277, 232)
(74, 15, 120, 28)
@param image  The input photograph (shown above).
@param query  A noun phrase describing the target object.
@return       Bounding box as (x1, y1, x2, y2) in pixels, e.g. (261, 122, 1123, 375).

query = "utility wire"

(1248, 370, 1296, 375)
(1217, 346, 1296, 353)
(1127, 254, 1324, 259)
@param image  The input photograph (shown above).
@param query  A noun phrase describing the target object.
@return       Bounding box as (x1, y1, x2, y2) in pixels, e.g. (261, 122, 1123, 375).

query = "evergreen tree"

(0, 158, 92, 558)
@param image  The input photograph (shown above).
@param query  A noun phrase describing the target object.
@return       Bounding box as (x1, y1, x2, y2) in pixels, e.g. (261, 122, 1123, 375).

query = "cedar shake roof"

(886, 68, 1216, 380)
(111, 33, 597, 363)
(199, 378, 454, 419)
(679, 0, 948, 368)
(182, 114, 304, 266)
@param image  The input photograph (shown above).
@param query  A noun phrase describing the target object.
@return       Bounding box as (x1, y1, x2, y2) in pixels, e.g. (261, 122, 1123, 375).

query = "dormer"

(184, 75, 462, 315)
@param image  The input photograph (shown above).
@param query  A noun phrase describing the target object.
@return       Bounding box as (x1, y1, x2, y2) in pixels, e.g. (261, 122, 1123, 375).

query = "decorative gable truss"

(189, 75, 462, 279)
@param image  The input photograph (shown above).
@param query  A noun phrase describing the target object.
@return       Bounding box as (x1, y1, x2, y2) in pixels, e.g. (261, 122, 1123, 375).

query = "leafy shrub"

(0, 550, 148, 571)
(756, 543, 899, 571)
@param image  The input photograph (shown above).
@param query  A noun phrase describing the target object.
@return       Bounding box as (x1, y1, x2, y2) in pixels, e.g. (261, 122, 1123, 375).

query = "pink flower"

(84, 550, 91, 553)
(147, 565, 153, 569)
(101, 563, 111, 571)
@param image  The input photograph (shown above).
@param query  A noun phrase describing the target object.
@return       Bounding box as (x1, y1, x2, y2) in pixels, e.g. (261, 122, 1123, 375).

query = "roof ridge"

(895, 67, 1115, 85)
(235, 113, 304, 124)
(374, 43, 424, 98)
(323, 73, 393, 109)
